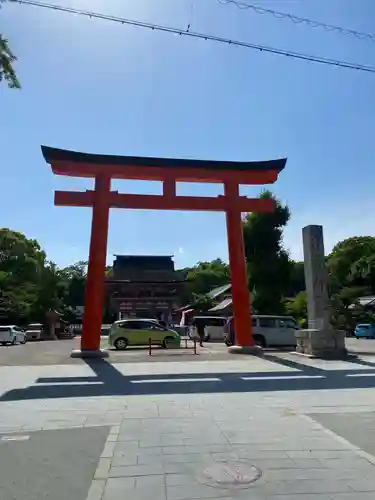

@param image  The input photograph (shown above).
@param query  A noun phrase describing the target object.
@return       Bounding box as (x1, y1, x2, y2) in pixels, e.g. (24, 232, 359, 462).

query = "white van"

(190, 316, 228, 341)
(25, 323, 44, 341)
(224, 315, 298, 348)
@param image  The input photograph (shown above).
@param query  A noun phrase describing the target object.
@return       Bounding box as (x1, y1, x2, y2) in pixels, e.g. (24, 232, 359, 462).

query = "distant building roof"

(358, 296, 375, 307)
(349, 296, 375, 309)
(113, 255, 173, 259)
(207, 283, 231, 299)
(209, 297, 232, 312)
(113, 255, 175, 272)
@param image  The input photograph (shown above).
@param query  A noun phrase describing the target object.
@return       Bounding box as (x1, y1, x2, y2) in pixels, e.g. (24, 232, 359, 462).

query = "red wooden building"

(106, 255, 185, 321)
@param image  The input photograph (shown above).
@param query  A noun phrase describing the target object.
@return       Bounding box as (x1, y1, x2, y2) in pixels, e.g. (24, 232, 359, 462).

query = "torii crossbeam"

(42, 146, 286, 357)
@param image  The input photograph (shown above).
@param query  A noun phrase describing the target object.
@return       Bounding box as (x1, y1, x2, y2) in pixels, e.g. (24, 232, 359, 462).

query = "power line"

(13, 0, 375, 74)
(217, 0, 375, 42)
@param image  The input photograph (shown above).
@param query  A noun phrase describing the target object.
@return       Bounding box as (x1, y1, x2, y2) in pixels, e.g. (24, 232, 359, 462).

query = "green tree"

(330, 285, 371, 331)
(60, 261, 114, 323)
(327, 236, 375, 292)
(243, 190, 291, 314)
(191, 293, 214, 313)
(326, 237, 375, 331)
(284, 261, 305, 297)
(32, 261, 68, 319)
(285, 291, 307, 321)
(180, 259, 230, 303)
(1, 1, 20, 88)
(0, 228, 46, 281)
(61, 261, 87, 310)
(0, 283, 38, 324)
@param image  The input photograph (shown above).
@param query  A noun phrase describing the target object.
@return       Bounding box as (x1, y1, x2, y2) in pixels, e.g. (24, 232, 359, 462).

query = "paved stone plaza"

(2, 342, 375, 499)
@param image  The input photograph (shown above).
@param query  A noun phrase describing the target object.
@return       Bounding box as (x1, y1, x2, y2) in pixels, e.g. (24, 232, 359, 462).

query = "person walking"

(192, 317, 206, 347)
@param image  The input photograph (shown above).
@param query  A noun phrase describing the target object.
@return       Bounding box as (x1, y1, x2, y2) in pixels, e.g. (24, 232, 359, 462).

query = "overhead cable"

(13, 0, 375, 74)
(217, 0, 375, 42)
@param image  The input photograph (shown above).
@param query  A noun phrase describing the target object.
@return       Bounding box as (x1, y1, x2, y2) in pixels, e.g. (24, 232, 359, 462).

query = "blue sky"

(1, 0, 375, 269)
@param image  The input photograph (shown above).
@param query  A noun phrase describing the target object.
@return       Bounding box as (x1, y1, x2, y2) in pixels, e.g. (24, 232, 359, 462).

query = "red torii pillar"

(41, 146, 286, 358)
(224, 181, 252, 353)
(81, 175, 111, 352)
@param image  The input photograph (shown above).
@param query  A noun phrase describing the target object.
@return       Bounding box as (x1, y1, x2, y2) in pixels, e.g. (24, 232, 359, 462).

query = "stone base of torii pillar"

(228, 345, 264, 356)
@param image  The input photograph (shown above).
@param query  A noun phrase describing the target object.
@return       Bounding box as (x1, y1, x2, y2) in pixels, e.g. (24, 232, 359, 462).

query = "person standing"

(223, 317, 235, 346)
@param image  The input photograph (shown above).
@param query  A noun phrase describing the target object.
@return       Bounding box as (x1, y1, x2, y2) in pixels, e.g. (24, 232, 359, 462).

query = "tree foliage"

(327, 236, 375, 293)
(3, 223, 375, 330)
(191, 293, 214, 313)
(284, 261, 305, 297)
(61, 261, 87, 310)
(0, 228, 45, 322)
(179, 259, 230, 304)
(284, 291, 307, 322)
(0, 229, 88, 324)
(326, 237, 375, 330)
(0, 1, 20, 88)
(243, 191, 292, 314)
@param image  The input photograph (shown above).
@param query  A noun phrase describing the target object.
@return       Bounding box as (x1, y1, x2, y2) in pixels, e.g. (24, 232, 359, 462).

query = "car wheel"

(114, 337, 128, 350)
(21, 338, 27, 344)
(1, 342, 6, 346)
(204, 334, 210, 342)
(253, 334, 266, 348)
(162, 336, 175, 348)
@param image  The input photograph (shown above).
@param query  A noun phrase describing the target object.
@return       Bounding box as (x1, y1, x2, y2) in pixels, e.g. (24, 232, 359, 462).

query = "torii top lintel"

(41, 146, 286, 185)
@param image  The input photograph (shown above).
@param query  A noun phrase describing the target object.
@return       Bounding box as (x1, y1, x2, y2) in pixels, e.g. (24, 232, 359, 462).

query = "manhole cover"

(198, 462, 262, 489)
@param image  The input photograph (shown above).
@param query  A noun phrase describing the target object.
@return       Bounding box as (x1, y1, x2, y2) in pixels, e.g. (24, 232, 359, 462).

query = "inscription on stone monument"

(302, 225, 330, 330)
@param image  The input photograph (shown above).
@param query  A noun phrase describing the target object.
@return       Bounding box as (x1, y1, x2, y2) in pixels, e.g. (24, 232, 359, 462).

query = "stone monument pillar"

(294, 225, 347, 359)
(303, 225, 331, 330)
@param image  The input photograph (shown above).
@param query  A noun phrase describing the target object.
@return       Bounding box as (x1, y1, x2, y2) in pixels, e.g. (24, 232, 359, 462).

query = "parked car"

(224, 315, 298, 348)
(108, 318, 180, 350)
(25, 323, 44, 341)
(57, 325, 76, 339)
(0, 325, 27, 346)
(171, 324, 190, 337)
(101, 324, 111, 336)
(189, 316, 228, 341)
(354, 324, 375, 339)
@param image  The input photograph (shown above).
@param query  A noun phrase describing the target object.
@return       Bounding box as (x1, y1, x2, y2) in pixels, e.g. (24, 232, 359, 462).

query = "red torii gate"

(42, 146, 286, 358)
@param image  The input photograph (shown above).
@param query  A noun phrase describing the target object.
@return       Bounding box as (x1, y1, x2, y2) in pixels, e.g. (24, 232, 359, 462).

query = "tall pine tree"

(243, 191, 291, 314)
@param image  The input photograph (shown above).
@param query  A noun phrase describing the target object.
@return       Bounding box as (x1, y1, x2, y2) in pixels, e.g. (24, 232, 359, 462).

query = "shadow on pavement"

(346, 349, 375, 357)
(3, 353, 375, 401)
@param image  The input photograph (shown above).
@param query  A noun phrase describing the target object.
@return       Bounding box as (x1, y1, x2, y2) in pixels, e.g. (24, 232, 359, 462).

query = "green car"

(108, 318, 180, 350)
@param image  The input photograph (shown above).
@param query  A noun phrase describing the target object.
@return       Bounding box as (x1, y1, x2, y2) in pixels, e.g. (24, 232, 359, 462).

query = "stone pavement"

(2, 352, 375, 498)
(0, 338, 233, 366)
(0, 336, 372, 367)
(0, 426, 109, 500)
